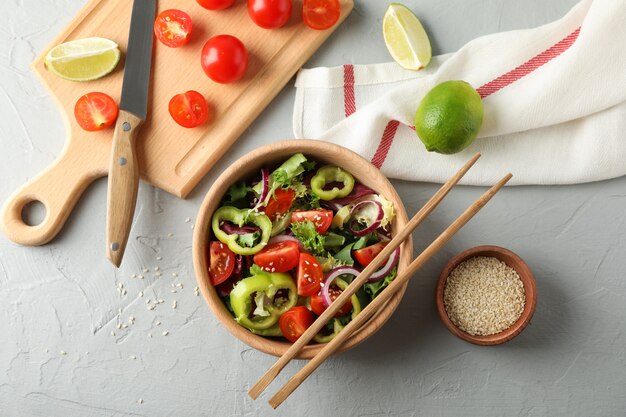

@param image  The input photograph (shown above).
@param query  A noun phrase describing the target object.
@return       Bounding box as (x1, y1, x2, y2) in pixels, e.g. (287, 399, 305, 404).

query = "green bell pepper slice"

(310, 166, 355, 201)
(313, 278, 362, 343)
(250, 323, 283, 337)
(211, 206, 272, 255)
(230, 272, 298, 331)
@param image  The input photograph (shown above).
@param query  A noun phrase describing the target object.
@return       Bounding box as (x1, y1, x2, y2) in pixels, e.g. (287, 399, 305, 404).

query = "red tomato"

(279, 306, 314, 342)
(209, 241, 236, 286)
(291, 210, 333, 234)
(201, 35, 249, 84)
(74, 92, 118, 132)
(303, 0, 340, 30)
(296, 253, 323, 296)
(353, 241, 389, 267)
(311, 286, 352, 317)
(264, 189, 296, 221)
(196, 0, 236, 10)
(248, 0, 292, 29)
(253, 240, 299, 273)
(168, 91, 210, 128)
(154, 9, 193, 48)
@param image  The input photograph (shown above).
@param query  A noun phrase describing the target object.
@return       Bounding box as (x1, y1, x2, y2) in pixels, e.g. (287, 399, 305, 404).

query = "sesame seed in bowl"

(436, 246, 537, 346)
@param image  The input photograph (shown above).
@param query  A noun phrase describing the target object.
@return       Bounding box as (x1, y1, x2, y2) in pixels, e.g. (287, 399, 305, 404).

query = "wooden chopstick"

(248, 152, 482, 400)
(268, 172, 513, 408)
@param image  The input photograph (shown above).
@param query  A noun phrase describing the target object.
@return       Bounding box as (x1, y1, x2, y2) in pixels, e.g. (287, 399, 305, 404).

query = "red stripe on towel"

(477, 27, 580, 98)
(343, 64, 356, 117)
(369, 26, 581, 168)
(371, 120, 400, 169)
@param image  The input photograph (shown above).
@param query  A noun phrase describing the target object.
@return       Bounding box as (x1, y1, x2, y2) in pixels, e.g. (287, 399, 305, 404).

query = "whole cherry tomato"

(248, 0, 292, 29)
(201, 35, 249, 84)
(196, 0, 236, 10)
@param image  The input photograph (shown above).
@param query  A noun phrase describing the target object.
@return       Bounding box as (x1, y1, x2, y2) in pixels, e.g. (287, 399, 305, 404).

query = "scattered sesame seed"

(146, 299, 150, 304)
(156, 256, 163, 261)
(122, 324, 128, 329)
(139, 291, 144, 297)
(122, 289, 127, 295)
(143, 268, 149, 273)
(194, 287, 199, 296)
(139, 275, 144, 280)
(116, 323, 122, 329)
(148, 333, 152, 338)
(191, 224, 194, 230)
(154, 267, 160, 272)
(111, 331, 116, 337)
(162, 331, 169, 336)
(171, 289, 177, 293)
(131, 274, 137, 279)
(156, 272, 162, 277)
(155, 321, 161, 326)
(185, 218, 191, 223)
(130, 355, 136, 360)
(138, 398, 143, 404)
(172, 273, 178, 277)
(168, 233, 174, 237)
(147, 305, 156, 311)
(270, 267, 276, 272)
(172, 300, 177, 309)
(157, 299, 164, 304)
(60, 350, 67, 355)
(44, 348, 49, 353)
(176, 283, 183, 289)
(304, 260, 310, 265)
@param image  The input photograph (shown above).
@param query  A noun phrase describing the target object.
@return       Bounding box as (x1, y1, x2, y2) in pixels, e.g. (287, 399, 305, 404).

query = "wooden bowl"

(435, 245, 537, 345)
(192, 140, 413, 359)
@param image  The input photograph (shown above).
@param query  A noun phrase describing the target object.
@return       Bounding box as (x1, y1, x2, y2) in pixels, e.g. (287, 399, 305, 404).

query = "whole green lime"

(414, 80, 483, 154)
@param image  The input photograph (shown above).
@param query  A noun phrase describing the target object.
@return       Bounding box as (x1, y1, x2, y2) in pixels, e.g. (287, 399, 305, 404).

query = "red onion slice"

(330, 183, 376, 205)
(349, 200, 384, 237)
(367, 246, 401, 282)
(321, 267, 361, 307)
(251, 168, 270, 212)
(268, 234, 304, 251)
(220, 222, 260, 235)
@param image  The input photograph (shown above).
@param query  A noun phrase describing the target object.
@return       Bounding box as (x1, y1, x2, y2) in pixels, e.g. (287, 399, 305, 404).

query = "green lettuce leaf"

(363, 266, 397, 301)
(290, 219, 325, 255)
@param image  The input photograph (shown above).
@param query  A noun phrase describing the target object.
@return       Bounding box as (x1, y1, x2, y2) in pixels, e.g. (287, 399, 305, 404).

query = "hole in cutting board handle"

(20, 200, 47, 227)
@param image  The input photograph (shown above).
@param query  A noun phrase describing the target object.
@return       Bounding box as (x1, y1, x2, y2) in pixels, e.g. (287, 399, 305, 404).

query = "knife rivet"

(123, 122, 131, 132)
(111, 242, 120, 252)
(119, 157, 127, 166)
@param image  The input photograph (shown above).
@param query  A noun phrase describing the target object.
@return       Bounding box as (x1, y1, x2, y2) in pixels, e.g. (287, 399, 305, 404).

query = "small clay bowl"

(435, 245, 537, 345)
(193, 140, 413, 359)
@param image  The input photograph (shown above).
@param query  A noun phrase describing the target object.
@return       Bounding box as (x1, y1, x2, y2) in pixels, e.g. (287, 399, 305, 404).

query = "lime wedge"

(44, 37, 121, 82)
(383, 4, 432, 71)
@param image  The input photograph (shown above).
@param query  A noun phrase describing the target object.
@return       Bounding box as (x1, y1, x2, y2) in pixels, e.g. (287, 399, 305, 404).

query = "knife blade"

(106, 0, 157, 267)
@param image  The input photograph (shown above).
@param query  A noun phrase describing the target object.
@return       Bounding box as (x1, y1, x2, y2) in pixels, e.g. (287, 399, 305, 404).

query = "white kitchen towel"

(293, 0, 626, 185)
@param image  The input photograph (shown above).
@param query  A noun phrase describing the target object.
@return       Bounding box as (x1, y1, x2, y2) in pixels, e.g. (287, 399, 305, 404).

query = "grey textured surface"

(2, 0, 624, 416)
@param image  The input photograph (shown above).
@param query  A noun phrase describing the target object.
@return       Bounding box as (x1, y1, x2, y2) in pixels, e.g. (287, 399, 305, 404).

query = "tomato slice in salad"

(154, 9, 193, 48)
(291, 210, 333, 234)
(74, 92, 119, 132)
(296, 253, 323, 296)
(209, 241, 236, 286)
(264, 188, 296, 221)
(353, 241, 389, 267)
(168, 91, 209, 128)
(302, 0, 341, 30)
(253, 240, 299, 273)
(279, 306, 314, 342)
(311, 286, 352, 317)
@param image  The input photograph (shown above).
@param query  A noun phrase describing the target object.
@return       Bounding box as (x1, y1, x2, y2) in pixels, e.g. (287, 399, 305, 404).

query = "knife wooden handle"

(106, 110, 143, 267)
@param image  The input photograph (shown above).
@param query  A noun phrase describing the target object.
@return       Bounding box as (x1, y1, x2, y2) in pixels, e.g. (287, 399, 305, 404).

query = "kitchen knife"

(106, 0, 157, 267)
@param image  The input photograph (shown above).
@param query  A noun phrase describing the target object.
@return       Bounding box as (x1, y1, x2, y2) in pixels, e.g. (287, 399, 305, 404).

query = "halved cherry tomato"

(168, 91, 210, 128)
(353, 241, 389, 267)
(201, 35, 249, 84)
(196, 0, 236, 10)
(248, 0, 292, 29)
(154, 9, 193, 48)
(74, 92, 118, 132)
(291, 210, 333, 234)
(264, 189, 296, 221)
(303, 0, 340, 30)
(279, 306, 314, 342)
(209, 241, 236, 286)
(253, 240, 299, 273)
(296, 253, 323, 296)
(311, 286, 352, 317)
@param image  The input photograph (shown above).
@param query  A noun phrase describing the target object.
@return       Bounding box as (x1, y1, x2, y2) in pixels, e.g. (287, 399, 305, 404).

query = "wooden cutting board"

(0, 0, 353, 246)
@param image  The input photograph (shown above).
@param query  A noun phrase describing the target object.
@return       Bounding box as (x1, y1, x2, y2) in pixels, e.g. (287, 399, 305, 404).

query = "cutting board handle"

(0, 139, 107, 246)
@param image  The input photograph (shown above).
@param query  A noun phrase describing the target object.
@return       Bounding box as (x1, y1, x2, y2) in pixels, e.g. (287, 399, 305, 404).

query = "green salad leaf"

(363, 266, 397, 301)
(237, 231, 260, 248)
(290, 219, 325, 255)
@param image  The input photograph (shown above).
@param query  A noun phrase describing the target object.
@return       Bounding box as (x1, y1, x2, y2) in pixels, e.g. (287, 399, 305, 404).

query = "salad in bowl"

(193, 141, 412, 358)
